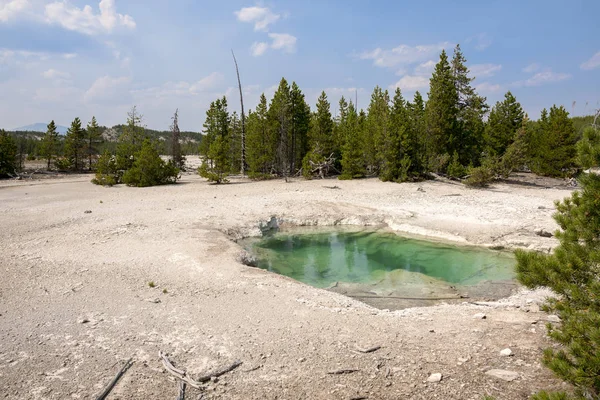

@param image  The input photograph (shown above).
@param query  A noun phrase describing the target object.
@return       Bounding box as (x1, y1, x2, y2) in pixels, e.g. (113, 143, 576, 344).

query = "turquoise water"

(241, 229, 516, 289)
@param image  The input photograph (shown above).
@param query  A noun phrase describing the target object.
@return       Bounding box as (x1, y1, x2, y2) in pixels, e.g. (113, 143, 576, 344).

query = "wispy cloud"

(269, 33, 296, 53)
(523, 63, 540, 73)
(476, 82, 502, 93)
(45, 0, 136, 35)
(466, 33, 492, 51)
(234, 6, 280, 32)
(84, 75, 131, 103)
(391, 75, 429, 91)
(513, 69, 571, 87)
(42, 68, 70, 80)
(250, 41, 268, 57)
(470, 63, 502, 78)
(0, 0, 29, 22)
(581, 51, 600, 70)
(357, 42, 451, 68)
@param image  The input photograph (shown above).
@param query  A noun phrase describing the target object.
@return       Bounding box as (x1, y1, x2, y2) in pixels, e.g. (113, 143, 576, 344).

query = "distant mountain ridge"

(12, 123, 69, 135)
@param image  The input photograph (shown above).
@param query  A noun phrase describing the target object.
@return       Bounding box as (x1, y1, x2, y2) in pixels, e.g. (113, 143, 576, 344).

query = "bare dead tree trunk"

(232, 50, 246, 175)
(171, 109, 182, 169)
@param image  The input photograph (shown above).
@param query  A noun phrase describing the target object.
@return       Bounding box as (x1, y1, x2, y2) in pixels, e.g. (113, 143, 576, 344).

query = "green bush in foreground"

(92, 150, 119, 186)
(0, 129, 17, 178)
(121, 140, 179, 187)
(515, 173, 600, 399)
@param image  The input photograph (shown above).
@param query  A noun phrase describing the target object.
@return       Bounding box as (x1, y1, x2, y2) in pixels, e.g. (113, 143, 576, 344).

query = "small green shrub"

(92, 150, 119, 186)
(122, 140, 179, 187)
(464, 165, 494, 187)
(148, 281, 156, 288)
(26, 154, 36, 161)
(447, 152, 466, 179)
(54, 157, 73, 171)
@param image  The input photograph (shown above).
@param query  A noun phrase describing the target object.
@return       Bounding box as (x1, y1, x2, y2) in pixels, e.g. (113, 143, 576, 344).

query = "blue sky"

(1, 0, 599, 131)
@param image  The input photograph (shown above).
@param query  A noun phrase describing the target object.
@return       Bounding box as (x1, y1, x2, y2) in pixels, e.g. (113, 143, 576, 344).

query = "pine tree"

(122, 139, 179, 187)
(247, 93, 276, 177)
(85, 116, 103, 171)
(379, 88, 411, 181)
(171, 109, 184, 169)
(485, 91, 525, 157)
(425, 50, 459, 171)
(116, 106, 145, 171)
(450, 44, 488, 166)
(407, 91, 427, 176)
(229, 111, 242, 173)
(40, 120, 59, 170)
(303, 91, 335, 178)
(529, 106, 578, 177)
(0, 129, 17, 178)
(269, 78, 292, 177)
(289, 82, 311, 173)
(63, 117, 85, 171)
(198, 97, 230, 183)
(340, 102, 365, 179)
(577, 126, 600, 169)
(515, 173, 600, 398)
(365, 86, 390, 174)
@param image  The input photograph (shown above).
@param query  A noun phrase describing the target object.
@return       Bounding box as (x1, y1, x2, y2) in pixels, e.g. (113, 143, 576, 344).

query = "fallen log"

(96, 358, 133, 400)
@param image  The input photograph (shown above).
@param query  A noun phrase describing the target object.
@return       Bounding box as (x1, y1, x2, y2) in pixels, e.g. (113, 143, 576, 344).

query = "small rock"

(547, 315, 561, 323)
(427, 373, 442, 383)
(146, 298, 161, 304)
(417, 187, 425, 192)
(485, 369, 519, 382)
(84, 210, 92, 214)
(429, 329, 435, 333)
(78, 318, 90, 324)
(534, 228, 553, 238)
(297, 358, 306, 363)
(500, 348, 513, 357)
(473, 313, 487, 319)
(458, 357, 469, 363)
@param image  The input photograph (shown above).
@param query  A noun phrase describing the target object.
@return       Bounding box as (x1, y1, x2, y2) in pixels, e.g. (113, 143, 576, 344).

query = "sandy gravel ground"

(0, 164, 576, 399)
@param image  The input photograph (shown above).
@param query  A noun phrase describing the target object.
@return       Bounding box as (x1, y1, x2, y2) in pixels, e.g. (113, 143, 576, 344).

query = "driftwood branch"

(96, 358, 133, 400)
(328, 368, 359, 375)
(355, 345, 381, 354)
(159, 351, 242, 389)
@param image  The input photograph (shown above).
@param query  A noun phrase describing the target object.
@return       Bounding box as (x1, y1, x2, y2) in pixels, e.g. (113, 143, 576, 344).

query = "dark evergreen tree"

(577, 126, 600, 169)
(365, 86, 390, 174)
(40, 120, 59, 170)
(170, 109, 184, 169)
(269, 78, 292, 177)
(122, 139, 179, 187)
(339, 102, 365, 179)
(425, 50, 459, 171)
(407, 91, 427, 176)
(289, 82, 311, 173)
(515, 173, 600, 399)
(63, 117, 86, 171)
(85, 116, 103, 171)
(246, 93, 276, 177)
(485, 91, 525, 157)
(529, 106, 578, 176)
(303, 91, 335, 178)
(380, 88, 410, 182)
(0, 129, 17, 178)
(116, 106, 145, 171)
(198, 97, 230, 183)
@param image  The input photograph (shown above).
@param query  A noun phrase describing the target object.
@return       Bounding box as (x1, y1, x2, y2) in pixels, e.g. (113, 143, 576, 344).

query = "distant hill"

(12, 123, 68, 135)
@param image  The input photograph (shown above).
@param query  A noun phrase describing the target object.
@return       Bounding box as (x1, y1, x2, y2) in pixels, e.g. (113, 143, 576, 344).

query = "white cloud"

(268, 33, 296, 53)
(467, 33, 492, 51)
(358, 42, 450, 68)
(0, 0, 29, 22)
(391, 75, 429, 91)
(234, 6, 280, 31)
(414, 60, 435, 76)
(476, 82, 502, 93)
(131, 72, 224, 99)
(581, 51, 600, 70)
(470, 63, 502, 78)
(250, 41, 268, 57)
(62, 53, 77, 59)
(189, 72, 223, 93)
(523, 63, 540, 73)
(514, 70, 571, 87)
(42, 68, 70, 79)
(84, 75, 130, 102)
(45, 0, 136, 35)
